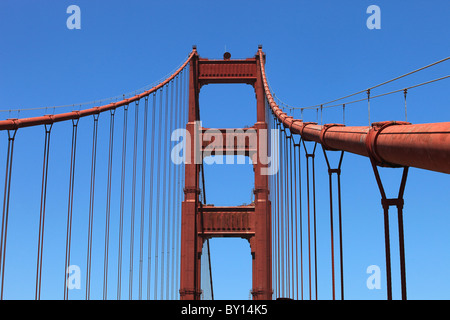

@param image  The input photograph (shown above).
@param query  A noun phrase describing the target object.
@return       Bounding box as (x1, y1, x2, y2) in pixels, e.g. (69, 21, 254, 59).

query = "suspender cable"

(342, 104, 346, 125)
(279, 124, 285, 297)
(129, 99, 140, 300)
(200, 160, 214, 300)
(289, 136, 295, 299)
(367, 89, 371, 126)
(283, 129, 289, 298)
(370, 161, 409, 300)
(268, 109, 275, 298)
(312, 144, 317, 300)
(175, 68, 187, 298)
(103, 108, 116, 300)
(285, 130, 292, 298)
(284, 127, 293, 298)
(276, 121, 281, 298)
(404, 89, 408, 122)
(139, 96, 149, 300)
(337, 155, 344, 300)
(322, 148, 344, 300)
(329, 159, 336, 300)
(161, 82, 170, 299)
(293, 138, 302, 300)
(282, 128, 287, 297)
(154, 87, 163, 300)
(291, 136, 296, 298)
(166, 80, 175, 300)
(64, 118, 79, 300)
(86, 114, 99, 300)
(0, 129, 17, 300)
(117, 104, 129, 300)
(147, 93, 157, 300)
(175, 69, 185, 298)
(170, 77, 179, 299)
(302, 140, 317, 300)
(273, 118, 279, 298)
(36, 124, 52, 300)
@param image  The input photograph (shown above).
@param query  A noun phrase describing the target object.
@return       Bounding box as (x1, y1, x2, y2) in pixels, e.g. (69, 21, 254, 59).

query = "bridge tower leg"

(179, 49, 202, 300)
(251, 51, 272, 300)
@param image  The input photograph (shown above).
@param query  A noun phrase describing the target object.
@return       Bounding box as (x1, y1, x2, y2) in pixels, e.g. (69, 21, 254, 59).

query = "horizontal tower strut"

(198, 205, 255, 239)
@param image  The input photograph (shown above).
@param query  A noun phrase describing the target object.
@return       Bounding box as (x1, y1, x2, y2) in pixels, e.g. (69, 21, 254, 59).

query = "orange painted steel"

(258, 49, 450, 174)
(0, 51, 196, 131)
(180, 48, 273, 300)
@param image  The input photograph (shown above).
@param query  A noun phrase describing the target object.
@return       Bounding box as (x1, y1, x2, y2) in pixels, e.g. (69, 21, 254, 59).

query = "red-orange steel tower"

(179, 46, 273, 300)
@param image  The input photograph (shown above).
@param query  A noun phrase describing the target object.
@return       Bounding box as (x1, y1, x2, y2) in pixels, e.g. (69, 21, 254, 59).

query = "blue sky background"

(0, 0, 449, 300)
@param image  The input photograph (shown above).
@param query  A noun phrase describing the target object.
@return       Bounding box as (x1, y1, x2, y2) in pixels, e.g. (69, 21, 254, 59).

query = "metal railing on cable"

(270, 56, 450, 124)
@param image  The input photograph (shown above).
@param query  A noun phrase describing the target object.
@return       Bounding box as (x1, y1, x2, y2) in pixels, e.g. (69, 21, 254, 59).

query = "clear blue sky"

(0, 0, 449, 300)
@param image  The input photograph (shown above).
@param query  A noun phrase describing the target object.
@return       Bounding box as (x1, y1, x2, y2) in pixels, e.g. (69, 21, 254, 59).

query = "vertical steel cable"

(404, 89, 408, 122)
(302, 140, 317, 300)
(289, 136, 295, 299)
(282, 129, 287, 298)
(166, 80, 174, 300)
(269, 111, 276, 298)
(86, 114, 99, 300)
(276, 121, 281, 298)
(337, 157, 344, 300)
(200, 161, 214, 299)
(117, 104, 129, 300)
(284, 131, 290, 298)
(304, 141, 311, 300)
(175, 68, 188, 297)
(154, 87, 163, 300)
(64, 118, 79, 300)
(367, 89, 371, 126)
(147, 93, 157, 300)
(0, 129, 17, 300)
(170, 77, 179, 299)
(279, 125, 285, 297)
(139, 96, 149, 300)
(322, 148, 345, 300)
(129, 100, 140, 300)
(293, 139, 302, 300)
(327, 158, 336, 300)
(320, 105, 323, 125)
(269, 111, 274, 298)
(174, 71, 183, 299)
(371, 161, 409, 300)
(161, 82, 170, 299)
(284, 129, 291, 298)
(103, 109, 116, 300)
(178, 68, 186, 298)
(312, 144, 318, 300)
(36, 124, 52, 300)
(397, 168, 409, 301)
